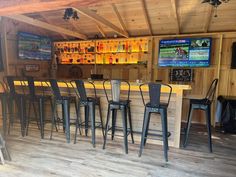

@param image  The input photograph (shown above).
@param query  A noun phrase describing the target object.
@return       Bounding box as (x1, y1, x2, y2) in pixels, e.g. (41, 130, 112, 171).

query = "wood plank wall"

(2, 18, 236, 125)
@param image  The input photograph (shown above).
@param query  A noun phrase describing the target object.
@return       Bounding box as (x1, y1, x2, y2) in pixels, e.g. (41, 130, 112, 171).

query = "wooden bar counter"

(14, 81, 191, 148)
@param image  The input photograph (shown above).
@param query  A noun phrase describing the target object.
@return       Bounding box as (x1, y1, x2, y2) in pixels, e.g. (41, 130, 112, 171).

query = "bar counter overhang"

(14, 81, 191, 148)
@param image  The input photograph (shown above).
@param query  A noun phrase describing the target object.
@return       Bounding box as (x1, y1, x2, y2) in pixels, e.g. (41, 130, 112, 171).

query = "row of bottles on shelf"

(55, 42, 95, 54)
(54, 38, 148, 55)
(57, 53, 142, 65)
(96, 40, 148, 53)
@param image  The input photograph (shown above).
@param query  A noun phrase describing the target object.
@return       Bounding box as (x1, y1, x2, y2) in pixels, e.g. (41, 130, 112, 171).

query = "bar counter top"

(14, 80, 191, 93)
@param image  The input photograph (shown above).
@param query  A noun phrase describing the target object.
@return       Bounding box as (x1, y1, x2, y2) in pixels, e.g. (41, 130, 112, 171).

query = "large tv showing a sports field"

(18, 32, 52, 61)
(158, 38, 211, 67)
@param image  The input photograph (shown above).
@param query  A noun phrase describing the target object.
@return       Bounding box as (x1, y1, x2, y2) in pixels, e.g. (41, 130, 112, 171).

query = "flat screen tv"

(18, 32, 52, 61)
(158, 38, 212, 67)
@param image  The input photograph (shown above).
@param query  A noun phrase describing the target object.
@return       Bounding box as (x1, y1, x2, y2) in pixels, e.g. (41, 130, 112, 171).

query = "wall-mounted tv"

(18, 32, 52, 61)
(158, 38, 212, 67)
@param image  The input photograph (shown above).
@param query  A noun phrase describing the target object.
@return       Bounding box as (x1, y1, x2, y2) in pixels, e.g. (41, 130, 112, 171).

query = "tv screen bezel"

(17, 31, 52, 61)
(158, 37, 212, 68)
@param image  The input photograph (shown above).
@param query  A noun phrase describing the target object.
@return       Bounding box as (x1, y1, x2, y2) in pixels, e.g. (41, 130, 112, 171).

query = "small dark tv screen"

(18, 32, 52, 60)
(158, 38, 211, 67)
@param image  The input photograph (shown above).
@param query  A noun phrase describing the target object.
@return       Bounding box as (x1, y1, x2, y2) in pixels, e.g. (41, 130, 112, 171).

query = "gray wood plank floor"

(0, 124, 236, 177)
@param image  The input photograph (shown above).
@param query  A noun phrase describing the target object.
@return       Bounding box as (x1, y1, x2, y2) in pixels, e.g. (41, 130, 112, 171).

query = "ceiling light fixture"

(63, 8, 79, 20)
(202, 0, 230, 17)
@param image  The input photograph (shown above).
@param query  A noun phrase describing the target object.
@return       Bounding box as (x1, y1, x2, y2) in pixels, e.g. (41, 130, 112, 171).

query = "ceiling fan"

(202, 0, 230, 7)
(202, 0, 230, 17)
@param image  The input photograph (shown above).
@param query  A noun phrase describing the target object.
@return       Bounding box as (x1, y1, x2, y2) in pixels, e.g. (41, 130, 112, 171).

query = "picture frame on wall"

(25, 64, 40, 72)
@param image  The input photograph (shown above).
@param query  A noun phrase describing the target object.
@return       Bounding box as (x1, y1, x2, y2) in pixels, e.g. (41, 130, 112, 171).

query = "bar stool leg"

(74, 100, 82, 135)
(89, 102, 96, 148)
(50, 100, 57, 140)
(26, 100, 32, 135)
(111, 109, 117, 140)
(144, 112, 151, 146)
(121, 105, 128, 154)
(103, 104, 111, 149)
(39, 98, 45, 139)
(8, 98, 14, 135)
(128, 105, 134, 144)
(85, 106, 89, 136)
(74, 102, 82, 144)
(32, 101, 40, 130)
(63, 99, 70, 143)
(160, 108, 168, 162)
(205, 106, 213, 153)
(183, 104, 194, 148)
(50, 99, 58, 132)
(139, 107, 150, 157)
(19, 97, 26, 137)
(98, 103, 105, 139)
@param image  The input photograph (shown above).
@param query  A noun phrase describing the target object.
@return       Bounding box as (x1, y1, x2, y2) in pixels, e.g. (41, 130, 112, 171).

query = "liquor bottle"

(115, 58, 119, 64)
(144, 41, 148, 51)
(139, 40, 142, 52)
(125, 41, 129, 52)
(97, 42, 99, 52)
(84, 55, 87, 64)
(117, 42, 121, 52)
(103, 54, 106, 64)
(71, 43, 74, 53)
(100, 42, 103, 52)
(78, 43, 81, 53)
(109, 55, 113, 64)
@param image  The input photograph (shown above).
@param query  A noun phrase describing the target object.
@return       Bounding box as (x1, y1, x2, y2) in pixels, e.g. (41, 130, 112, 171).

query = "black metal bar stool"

(48, 79, 78, 143)
(103, 79, 134, 154)
(183, 79, 218, 152)
(139, 82, 172, 162)
(22, 76, 55, 139)
(3, 76, 27, 137)
(71, 80, 104, 147)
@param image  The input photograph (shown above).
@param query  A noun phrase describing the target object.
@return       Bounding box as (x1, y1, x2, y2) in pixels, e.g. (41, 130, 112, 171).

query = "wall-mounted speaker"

(231, 42, 236, 69)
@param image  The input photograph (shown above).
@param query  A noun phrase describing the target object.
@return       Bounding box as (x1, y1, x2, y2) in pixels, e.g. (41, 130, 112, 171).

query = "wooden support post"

(0, 17, 9, 74)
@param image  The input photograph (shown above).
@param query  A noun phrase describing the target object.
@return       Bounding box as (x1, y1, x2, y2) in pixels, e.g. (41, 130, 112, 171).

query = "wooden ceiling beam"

(6, 14, 87, 40)
(204, 6, 213, 33)
(170, 0, 180, 34)
(111, 3, 129, 35)
(39, 13, 68, 40)
(140, 0, 152, 36)
(73, 7, 129, 38)
(96, 24, 106, 38)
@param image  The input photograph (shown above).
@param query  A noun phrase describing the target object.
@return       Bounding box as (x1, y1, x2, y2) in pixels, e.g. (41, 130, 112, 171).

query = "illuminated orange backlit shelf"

(54, 38, 149, 65)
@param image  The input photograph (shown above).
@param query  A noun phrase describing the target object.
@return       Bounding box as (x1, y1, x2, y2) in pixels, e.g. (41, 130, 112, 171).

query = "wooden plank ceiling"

(1, 0, 236, 40)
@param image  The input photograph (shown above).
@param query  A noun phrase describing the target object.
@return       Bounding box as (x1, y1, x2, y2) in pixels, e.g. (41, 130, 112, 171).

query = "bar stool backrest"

(204, 78, 218, 104)
(26, 76, 36, 97)
(111, 80, 121, 102)
(103, 79, 130, 102)
(49, 79, 62, 100)
(74, 80, 87, 102)
(140, 82, 172, 108)
(0, 81, 7, 93)
(4, 76, 16, 95)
